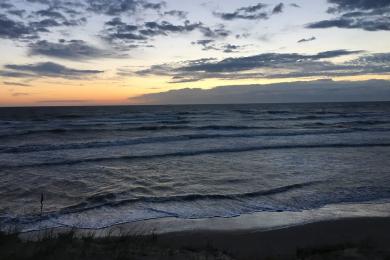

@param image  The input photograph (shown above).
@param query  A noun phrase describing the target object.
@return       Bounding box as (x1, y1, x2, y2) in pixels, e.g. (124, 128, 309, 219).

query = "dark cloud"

(0, 1, 116, 41)
(272, 3, 284, 14)
(86, 0, 165, 15)
(192, 39, 217, 51)
(29, 40, 119, 60)
(298, 36, 317, 43)
(0, 71, 35, 78)
(2, 62, 103, 79)
(131, 50, 390, 83)
(214, 3, 269, 20)
(130, 79, 390, 104)
(3, 82, 31, 87)
(26, 0, 54, 4)
(7, 10, 26, 18)
(168, 76, 204, 83)
(0, 2, 14, 9)
(33, 8, 88, 27)
(27, 2, 88, 30)
(198, 24, 230, 38)
(308, 0, 390, 31)
(222, 44, 241, 53)
(194, 39, 215, 46)
(0, 0, 16, 12)
(192, 40, 243, 53)
(61, 17, 87, 26)
(350, 52, 390, 65)
(29, 18, 61, 28)
(326, 0, 390, 13)
(290, 3, 300, 8)
(28, 16, 87, 30)
(101, 18, 146, 45)
(257, 52, 390, 79)
(177, 50, 362, 73)
(0, 2, 88, 41)
(163, 10, 188, 19)
(35, 9, 67, 20)
(214, 2, 286, 21)
(142, 2, 166, 10)
(103, 19, 200, 43)
(0, 15, 38, 40)
(27, 1, 87, 18)
(2, 0, 225, 51)
(25, 0, 163, 17)
(86, 0, 139, 15)
(143, 20, 203, 35)
(102, 18, 230, 48)
(105, 17, 128, 27)
(26, 0, 163, 17)
(239, 3, 268, 13)
(307, 17, 390, 31)
(235, 33, 251, 39)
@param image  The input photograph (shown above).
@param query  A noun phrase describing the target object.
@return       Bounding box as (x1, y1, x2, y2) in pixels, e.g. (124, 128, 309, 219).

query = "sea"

(1, 102, 390, 232)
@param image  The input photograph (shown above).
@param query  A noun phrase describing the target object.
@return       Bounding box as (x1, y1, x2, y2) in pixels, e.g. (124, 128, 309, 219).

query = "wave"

(0, 181, 321, 228)
(3, 128, 390, 154)
(3, 184, 390, 233)
(4, 142, 390, 169)
(0, 125, 187, 139)
(302, 120, 390, 128)
(56, 181, 323, 215)
(1, 112, 389, 139)
(197, 125, 270, 130)
(266, 110, 291, 114)
(0, 124, 280, 139)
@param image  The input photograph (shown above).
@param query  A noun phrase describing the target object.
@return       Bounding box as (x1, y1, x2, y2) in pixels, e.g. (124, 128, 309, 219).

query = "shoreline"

(17, 200, 390, 238)
(4, 201, 390, 259)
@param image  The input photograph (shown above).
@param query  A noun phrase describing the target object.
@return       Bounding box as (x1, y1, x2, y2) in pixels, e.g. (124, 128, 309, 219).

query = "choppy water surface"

(1, 102, 390, 231)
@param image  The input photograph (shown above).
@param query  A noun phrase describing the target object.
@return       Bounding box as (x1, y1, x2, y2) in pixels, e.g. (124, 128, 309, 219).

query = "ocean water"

(1, 102, 390, 232)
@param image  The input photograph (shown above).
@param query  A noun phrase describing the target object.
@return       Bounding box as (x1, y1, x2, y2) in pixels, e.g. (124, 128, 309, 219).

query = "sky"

(0, 0, 389, 106)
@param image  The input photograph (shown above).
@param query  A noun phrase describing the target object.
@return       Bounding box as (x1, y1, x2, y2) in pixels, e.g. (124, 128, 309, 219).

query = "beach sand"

(3, 216, 390, 259)
(157, 217, 390, 259)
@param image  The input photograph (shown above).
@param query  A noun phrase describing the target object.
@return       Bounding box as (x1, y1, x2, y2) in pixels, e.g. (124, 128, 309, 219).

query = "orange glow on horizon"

(1, 74, 389, 107)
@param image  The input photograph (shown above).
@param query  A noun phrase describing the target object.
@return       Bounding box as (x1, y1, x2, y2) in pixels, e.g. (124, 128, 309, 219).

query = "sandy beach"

(156, 217, 390, 259)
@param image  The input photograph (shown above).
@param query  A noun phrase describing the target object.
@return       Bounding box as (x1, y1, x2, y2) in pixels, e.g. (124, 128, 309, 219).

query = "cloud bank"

(132, 49, 390, 83)
(131, 80, 390, 104)
(1, 62, 103, 79)
(28, 40, 118, 60)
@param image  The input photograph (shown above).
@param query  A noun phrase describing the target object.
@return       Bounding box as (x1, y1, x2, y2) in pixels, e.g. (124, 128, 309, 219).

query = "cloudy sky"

(0, 0, 389, 106)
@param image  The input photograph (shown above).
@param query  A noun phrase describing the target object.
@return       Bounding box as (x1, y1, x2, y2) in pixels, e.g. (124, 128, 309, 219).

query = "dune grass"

(0, 229, 233, 260)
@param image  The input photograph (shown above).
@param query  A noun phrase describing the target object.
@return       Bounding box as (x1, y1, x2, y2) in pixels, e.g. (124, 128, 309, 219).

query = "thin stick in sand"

(40, 193, 44, 216)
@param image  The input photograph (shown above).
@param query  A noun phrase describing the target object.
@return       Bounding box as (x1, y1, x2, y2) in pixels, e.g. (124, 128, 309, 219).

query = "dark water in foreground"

(1, 102, 390, 231)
